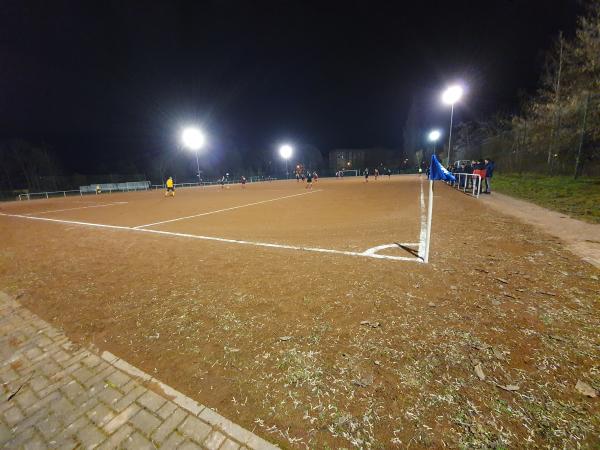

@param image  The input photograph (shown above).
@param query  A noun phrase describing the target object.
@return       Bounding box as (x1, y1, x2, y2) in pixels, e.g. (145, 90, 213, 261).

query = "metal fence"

(17, 181, 151, 200)
(449, 173, 482, 198)
(152, 176, 280, 190)
(79, 181, 150, 193)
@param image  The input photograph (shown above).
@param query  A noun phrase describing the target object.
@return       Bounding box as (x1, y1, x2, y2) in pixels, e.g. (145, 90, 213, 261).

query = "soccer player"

(364, 168, 369, 182)
(240, 175, 247, 188)
(313, 171, 318, 182)
(387, 168, 392, 179)
(305, 171, 313, 189)
(165, 176, 175, 197)
(95, 184, 102, 194)
(374, 168, 379, 180)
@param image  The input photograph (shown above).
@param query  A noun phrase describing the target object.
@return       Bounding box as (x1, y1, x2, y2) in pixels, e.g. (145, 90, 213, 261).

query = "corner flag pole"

(424, 179, 434, 263)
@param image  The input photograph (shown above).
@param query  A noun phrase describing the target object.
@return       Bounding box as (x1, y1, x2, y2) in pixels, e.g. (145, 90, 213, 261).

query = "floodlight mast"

(181, 127, 205, 183)
(279, 144, 293, 179)
(441, 85, 463, 166)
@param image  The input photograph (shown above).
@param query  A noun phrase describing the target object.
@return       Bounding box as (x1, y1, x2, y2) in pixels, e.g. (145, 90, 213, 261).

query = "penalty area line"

(133, 189, 323, 229)
(0, 212, 422, 263)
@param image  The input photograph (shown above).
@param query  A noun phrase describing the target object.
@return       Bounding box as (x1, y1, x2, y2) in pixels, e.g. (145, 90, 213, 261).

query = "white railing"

(451, 173, 482, 198)
(18, 190, 83, 201)
(18, 181, 151, 201)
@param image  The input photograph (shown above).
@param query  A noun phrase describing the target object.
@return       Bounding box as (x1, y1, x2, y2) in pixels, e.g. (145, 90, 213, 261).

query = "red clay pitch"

(1, 175, 598, 448)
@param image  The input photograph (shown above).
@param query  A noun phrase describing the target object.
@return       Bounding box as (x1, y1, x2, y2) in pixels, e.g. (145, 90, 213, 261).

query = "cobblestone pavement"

(0, 292, 278, 449)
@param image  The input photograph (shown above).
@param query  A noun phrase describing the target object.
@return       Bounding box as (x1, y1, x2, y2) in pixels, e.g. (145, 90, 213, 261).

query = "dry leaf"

(498, 384, 519, 392)
(353, 373, 374, 387)
(492, 348, 505, 360)
(474, 363, 486, 381)
(575, 380, 597, 398)
(279, 336, 292, 341)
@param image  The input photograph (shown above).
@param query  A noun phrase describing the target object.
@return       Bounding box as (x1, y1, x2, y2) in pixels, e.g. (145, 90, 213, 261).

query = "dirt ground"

(480, 191, 600, 269)
(0, 176, 598, 448)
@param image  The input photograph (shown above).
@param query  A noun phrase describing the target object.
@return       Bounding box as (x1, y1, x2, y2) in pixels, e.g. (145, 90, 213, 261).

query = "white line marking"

(362, 243, 419, 255)
(0, 212, 422, 263)
(418, 180, 427, 261)
(25, 202, 128, 216)
(133, 190, 323, 229)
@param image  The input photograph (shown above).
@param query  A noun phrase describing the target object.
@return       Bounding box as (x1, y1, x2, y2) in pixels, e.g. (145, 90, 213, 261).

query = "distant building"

(329, 149, 366, 172)
(329, 148, 404, 173)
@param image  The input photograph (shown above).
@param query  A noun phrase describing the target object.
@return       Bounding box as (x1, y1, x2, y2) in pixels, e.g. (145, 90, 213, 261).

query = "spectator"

(459, 164, 466, 188)
(484, 158, 495, 194)
(465, 161, 474, 189)
(472, 160, 487, 194)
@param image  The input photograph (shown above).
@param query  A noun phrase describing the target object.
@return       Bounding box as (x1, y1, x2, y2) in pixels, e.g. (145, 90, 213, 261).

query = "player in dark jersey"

(364, 168, 369, 182)
(240, 176, 246, 188)
(305, 172, 313, 189)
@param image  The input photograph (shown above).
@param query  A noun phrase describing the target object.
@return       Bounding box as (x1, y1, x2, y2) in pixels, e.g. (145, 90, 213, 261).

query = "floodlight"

(279, 144, 293, 159)
(442, 85, 463, 105)
(428, 130, 441, 142)
(182, 127, 205, 151)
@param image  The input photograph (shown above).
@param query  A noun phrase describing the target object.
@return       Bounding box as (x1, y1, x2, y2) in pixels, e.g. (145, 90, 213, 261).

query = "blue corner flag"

(429, 154, 456, 182)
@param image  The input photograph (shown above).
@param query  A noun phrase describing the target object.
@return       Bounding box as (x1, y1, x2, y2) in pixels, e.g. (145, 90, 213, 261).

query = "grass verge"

(492, 174, 600, 223)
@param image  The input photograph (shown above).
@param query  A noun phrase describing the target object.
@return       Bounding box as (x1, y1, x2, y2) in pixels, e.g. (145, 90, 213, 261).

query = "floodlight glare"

(181, 127, 205, 151)
(279, 144, 293, 159)
(428, 130, 441, 142)
(442, 85, 463, 105)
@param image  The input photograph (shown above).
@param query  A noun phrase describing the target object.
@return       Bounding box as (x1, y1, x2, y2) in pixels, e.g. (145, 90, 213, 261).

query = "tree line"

(451, 2, 600, 178)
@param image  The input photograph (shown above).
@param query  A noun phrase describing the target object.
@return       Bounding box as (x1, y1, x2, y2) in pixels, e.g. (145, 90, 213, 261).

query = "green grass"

(492, 174, 600, 223)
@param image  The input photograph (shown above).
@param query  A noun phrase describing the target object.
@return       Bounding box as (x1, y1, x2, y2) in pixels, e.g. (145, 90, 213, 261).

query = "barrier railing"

(18, 190, 83, 201)
(18, 177, 281, 200)
(450, 173, 482, 198)
(18, 181, 151, 200)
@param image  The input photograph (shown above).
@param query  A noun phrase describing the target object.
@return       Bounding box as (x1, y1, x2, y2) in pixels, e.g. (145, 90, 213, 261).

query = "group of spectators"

(449, 158, 495, 194)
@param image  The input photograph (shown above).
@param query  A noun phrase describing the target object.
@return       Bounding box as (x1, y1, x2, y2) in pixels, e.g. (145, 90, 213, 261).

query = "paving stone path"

(0, 292, 278, 449)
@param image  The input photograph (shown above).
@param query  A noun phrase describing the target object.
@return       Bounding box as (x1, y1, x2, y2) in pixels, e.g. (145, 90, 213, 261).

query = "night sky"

(0, 0, 583, 173)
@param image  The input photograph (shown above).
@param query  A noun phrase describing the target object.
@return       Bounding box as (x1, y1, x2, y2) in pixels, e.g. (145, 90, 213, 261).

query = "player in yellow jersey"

(165, 177, 175, 197)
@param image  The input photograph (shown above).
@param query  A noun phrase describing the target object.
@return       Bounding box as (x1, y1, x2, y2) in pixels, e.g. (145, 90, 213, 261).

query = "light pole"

(279, 144, 293, 179)
(441, 85, 463, 167)
(181, 127, 205, 183)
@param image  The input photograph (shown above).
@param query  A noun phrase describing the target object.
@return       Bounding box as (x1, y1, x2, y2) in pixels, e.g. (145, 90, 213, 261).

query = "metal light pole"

(181, 127, 206, 184)
(447, 103, 454, 166)
(194, 151, 201, 183)
(279, 144, 293, 179)
(442, 85, 463, 167)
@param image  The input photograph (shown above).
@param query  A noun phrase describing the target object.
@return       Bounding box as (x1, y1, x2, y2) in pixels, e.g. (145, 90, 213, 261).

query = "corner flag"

(429, 154, 456, 182)
(422, 154, 455, 264)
